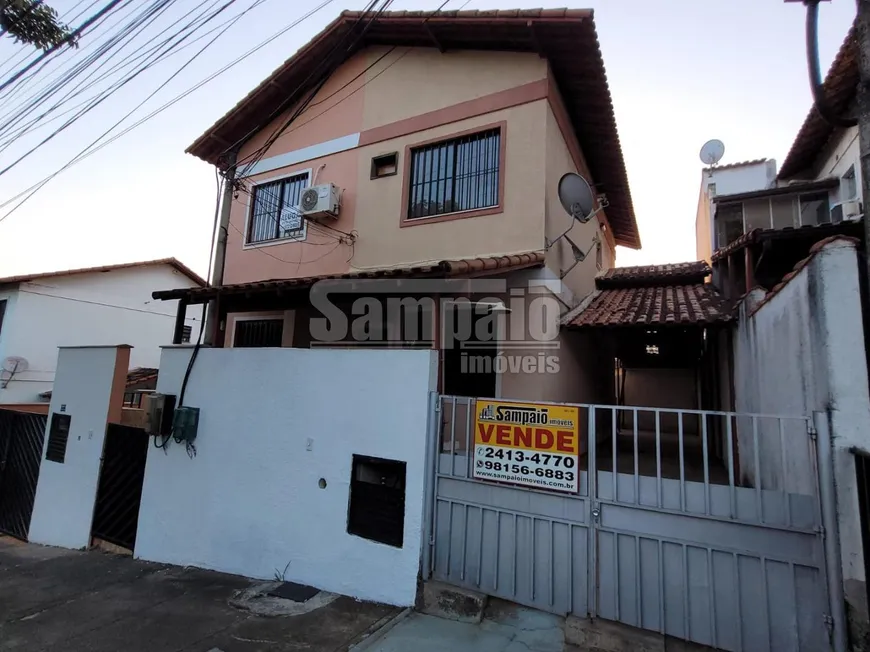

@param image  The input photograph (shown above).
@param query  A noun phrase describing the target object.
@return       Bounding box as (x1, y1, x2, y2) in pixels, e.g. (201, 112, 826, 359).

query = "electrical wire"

(0, 0, 220, 142)
(0, 0, 274, 147)
(0, 0, 338, 223)
(0, 0, 242, 177)
(0, 0, 130, 94)
(17, 288, 202, 319)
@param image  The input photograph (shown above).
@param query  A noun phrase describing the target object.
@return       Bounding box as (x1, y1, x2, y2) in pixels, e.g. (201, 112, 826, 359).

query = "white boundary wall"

(735, 238, 870, 632)
(136, 346, 437, 607)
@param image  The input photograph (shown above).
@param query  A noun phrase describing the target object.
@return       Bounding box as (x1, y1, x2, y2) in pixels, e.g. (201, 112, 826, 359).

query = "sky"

(0, 0, 858, 278)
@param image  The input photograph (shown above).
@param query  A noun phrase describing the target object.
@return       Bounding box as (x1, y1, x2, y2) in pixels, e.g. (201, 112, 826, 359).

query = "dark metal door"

(0, 409, 47, 540)
(91, 424, 149, 550)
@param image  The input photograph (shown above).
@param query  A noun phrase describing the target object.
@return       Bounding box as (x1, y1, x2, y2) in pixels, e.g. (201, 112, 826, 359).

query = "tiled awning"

(152, 252, 545, 303)
(565, 283, 733, 328)
(595, 261, 710, 288)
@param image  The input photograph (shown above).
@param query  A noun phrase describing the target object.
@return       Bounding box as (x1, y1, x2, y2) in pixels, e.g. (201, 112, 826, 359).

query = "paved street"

(0, 536, 399, 651)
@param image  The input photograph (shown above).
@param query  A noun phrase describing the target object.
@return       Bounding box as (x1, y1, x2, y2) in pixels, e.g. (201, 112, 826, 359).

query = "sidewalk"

(0, 536, 398, 651)
(362, 599, 565, 652)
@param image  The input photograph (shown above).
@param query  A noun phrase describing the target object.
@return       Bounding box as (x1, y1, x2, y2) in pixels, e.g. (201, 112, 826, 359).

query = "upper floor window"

(233, 318, 284, 347)
(842, 165, 858, 201)
(798, 192, 830, 226)
(247, 172, 309, 245)
(406, 126, 502, 221)
(0, 299, 6, 337)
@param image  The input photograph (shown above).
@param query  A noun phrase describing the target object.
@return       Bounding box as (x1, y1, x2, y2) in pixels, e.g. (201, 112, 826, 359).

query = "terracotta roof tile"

(746, 235, 859, 317)
(595, 261, 710, 289)
(778, 22, 857, 179)
(705, 158, 767, 172)
(153, 251, 545, 303)
(567, 283, 732, 328)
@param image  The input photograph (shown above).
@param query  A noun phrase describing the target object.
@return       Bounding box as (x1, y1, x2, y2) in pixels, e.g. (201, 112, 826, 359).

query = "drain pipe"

(814, 410, 848, 652)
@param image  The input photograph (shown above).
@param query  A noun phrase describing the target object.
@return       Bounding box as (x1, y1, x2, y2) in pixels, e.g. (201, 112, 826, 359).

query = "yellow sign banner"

(473, 400, 581, 493)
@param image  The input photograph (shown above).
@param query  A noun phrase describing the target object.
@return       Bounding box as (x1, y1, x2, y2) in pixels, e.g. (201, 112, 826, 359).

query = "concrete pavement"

(362, 598, 565, 652)
(0, 536, 399, 651)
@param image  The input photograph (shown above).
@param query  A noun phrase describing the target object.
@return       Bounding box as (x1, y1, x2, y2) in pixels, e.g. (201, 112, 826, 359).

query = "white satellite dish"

(2, 357, 27, 374)
(558, 173, 596, 223)
(699, 139, 725, 166)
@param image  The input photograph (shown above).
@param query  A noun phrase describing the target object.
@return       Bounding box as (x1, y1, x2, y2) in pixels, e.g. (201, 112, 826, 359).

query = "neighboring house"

(0, 259, 203, 405)
(155, 9, 641, 404)
(695, 25, 864, 299)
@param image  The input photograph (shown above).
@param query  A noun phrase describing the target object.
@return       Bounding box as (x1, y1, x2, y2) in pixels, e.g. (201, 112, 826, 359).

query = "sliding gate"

(425, 395, 831, 652)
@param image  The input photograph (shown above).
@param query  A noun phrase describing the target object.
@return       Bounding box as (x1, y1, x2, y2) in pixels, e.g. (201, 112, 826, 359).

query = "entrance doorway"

(442, 301, 501, 398)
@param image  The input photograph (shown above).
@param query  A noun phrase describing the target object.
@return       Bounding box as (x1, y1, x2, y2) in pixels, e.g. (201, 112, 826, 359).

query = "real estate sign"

(473, 400, 581, 493)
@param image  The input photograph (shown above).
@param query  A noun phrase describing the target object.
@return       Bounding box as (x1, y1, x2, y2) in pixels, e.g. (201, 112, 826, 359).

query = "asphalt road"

(0, 536, 398, 652)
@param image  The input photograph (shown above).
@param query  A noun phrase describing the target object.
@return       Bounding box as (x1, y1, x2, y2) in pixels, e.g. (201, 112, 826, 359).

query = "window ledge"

(243, 235, 306, 249)
(401, 205, 503, 227)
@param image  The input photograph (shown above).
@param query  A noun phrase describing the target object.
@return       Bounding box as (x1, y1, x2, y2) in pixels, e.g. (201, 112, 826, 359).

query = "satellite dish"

(2, 357, 27, 373)
(558, 173, 596, 223)
(699, 139, 725, 166)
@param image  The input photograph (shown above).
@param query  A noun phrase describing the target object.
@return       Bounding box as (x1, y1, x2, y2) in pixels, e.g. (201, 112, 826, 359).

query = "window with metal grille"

(247, 172, 309, 244)
(347, 455, 406, 547)
(181, 325, 192, 343)
(407, 128, 501, 220)
(234, 319, 283, 348)
(46, 413, 71, 463)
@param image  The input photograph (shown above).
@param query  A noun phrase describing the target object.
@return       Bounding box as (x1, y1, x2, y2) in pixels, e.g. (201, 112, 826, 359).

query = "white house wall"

(734, 238, 870, 633)
(136, 346, 438, 607)
(0, 265, 200, 404)
(815, 126, 862, 204)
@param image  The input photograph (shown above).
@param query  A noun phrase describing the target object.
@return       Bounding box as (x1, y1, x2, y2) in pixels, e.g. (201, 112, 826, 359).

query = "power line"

(0, 0, 131, 94)
(0, 0, 242, 176)
(18, 288, 201, 319)
(0, 0, 338, 223)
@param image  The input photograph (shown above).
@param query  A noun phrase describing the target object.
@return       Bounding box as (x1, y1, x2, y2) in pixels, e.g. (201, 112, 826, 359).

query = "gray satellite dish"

(558, 173, 596, 223)
(699, 139, 725, 166)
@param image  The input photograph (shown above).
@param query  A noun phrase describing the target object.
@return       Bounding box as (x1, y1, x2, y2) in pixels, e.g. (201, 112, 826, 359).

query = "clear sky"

(0, 0, 857, 278)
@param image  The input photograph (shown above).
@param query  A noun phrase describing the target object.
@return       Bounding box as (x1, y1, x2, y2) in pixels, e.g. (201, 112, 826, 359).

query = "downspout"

(204, 153, 237, 346)
(814, 410, 848, 652)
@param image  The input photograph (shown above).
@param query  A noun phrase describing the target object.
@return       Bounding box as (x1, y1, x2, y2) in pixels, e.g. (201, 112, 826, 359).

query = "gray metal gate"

(424, 395, 831, 652)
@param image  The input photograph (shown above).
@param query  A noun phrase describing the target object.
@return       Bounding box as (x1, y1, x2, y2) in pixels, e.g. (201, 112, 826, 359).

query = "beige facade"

(223, 45, 614, 295)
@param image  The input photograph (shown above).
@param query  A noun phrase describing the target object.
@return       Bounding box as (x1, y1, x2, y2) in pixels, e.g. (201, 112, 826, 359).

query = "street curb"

(347, 607, 412, 651)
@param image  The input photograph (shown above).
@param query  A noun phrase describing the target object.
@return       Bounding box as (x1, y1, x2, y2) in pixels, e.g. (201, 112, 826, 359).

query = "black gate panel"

(91, 424, 149, 550)
(0, 409, 47, 540)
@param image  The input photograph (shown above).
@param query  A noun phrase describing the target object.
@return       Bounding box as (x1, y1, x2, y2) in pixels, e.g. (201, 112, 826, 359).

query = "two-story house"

(155, 9, 641, 406)
(695, 24, 864, 299)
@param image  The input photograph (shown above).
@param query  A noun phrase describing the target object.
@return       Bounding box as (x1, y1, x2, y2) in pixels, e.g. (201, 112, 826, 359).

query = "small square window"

(371, 152, 398, 179)
(181, 325, 192, 344)
(347, 454, 406, 547)
(46, 413, 71, 463)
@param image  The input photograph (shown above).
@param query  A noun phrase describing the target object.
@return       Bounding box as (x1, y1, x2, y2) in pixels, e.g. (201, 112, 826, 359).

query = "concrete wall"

(815, 126, 862, 204)
(28, 346, 129, 549)
(135, 346, 437, 607)
(733, 238, 870, 638)
(0, 265, 200, 404)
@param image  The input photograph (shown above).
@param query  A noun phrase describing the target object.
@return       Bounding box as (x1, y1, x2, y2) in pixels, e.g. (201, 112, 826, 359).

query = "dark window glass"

(234, 319, 283, 348)
(715, 203, 744, 248)
(0, 300, 5, 337)
(46, 413, 71, 463)
(248, 173, 309, 244)
(347, 455, 406, 547)
(408, 128, 501, 219)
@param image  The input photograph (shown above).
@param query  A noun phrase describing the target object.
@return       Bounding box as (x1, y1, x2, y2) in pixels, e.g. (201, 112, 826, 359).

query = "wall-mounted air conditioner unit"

(832, 200, 861, 224)
(300, 183, 340, 220)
